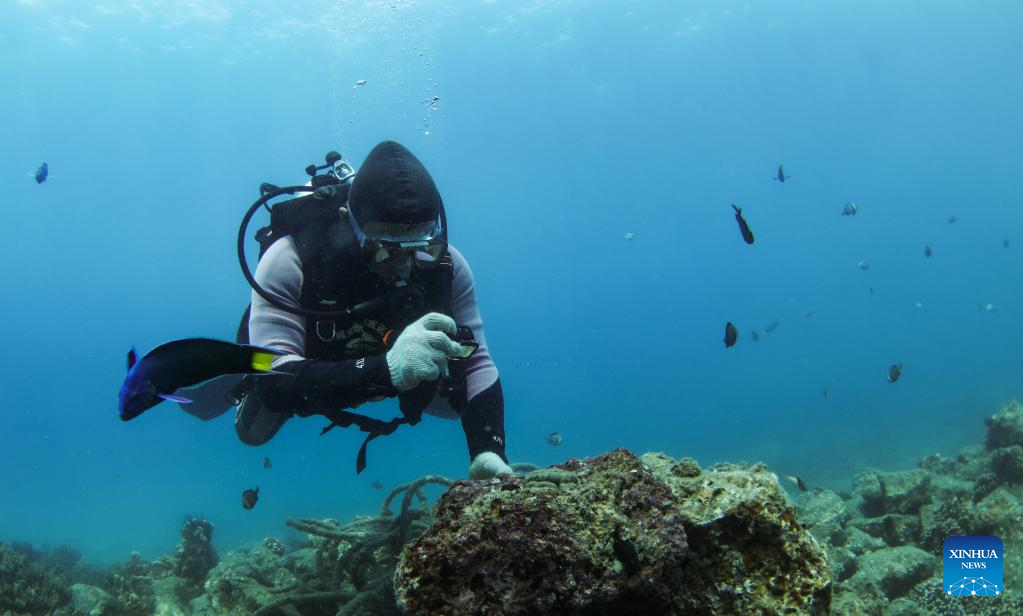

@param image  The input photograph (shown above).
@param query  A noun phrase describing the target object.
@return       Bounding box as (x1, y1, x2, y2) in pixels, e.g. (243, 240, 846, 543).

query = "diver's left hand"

(469, 451, 513, 480)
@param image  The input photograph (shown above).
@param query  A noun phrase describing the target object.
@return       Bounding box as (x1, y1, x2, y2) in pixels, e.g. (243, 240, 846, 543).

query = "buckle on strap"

(315, 319, 336, 342)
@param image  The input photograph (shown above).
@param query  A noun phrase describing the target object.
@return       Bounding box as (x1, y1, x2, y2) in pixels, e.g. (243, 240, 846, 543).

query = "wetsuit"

(237, 235, 507, 464)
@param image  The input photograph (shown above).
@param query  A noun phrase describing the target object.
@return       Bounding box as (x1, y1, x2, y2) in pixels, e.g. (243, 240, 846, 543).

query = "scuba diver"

(188, 140, 511, 479)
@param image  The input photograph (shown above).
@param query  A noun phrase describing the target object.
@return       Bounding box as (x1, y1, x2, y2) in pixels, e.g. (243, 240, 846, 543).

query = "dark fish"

(947, 215, 957, 224)
(119, 338, 285, 421)
(763, 321, 780, 334)
(242, 487, 259, 510)
(804, 310, 815, 319)
(547, 432, 563, 446)
(263, 456, 271, 469)
(724, 322, 738, 347)
(371, 480, 384, 490)
(841, 202, 858, 216)
(34, 162, 48, 184)
(887, 363, 902, 383)
(750, 330, 760, 342)
(821, 388, 829, 399)
(774, 164, 790, 182)
(923, 245, 932, 258)
(785, 475, 808, 492)
(869, 286, 875, 295)
(1004, 239, 1009, 249)
(731, 204, 755, 245)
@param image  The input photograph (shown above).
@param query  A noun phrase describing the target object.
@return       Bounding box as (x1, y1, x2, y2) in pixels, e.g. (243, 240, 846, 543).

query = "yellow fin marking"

(251, 352, 275, 372)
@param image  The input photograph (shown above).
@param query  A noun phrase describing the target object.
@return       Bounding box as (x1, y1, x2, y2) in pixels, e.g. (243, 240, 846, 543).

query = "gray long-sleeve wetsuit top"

(249, 237, 507, 460)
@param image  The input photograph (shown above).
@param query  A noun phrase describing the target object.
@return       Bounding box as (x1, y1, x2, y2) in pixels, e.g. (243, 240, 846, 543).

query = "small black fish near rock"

(887, 363, 902, 383)
(242, 487, 259, 510)
(773, 164, 790, 183)
(731, 204, 755, 245)
(924, 245, 932, 258)
(724, 322, 738, 348)
(785, 475, 809, 492)
(34, 162, 48, 184)
(263, 456, 271, 469)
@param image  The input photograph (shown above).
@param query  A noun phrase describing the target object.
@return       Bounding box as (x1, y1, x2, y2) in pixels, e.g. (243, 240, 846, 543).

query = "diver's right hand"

(385, 312, 466, 392)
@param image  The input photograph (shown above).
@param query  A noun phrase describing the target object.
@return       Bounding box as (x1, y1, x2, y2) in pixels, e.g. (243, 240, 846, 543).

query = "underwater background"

(1, 0, 1021, 567)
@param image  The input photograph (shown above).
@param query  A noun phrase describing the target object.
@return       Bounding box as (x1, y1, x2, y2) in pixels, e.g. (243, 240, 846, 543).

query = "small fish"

(773, 164, 790, 183)
(624, 232, 636, 241)
(785, 475, 808, 492)
(34, 162, 48, 184)
(858, 260, 871, 271)
(869, 286, 875, 295)
(804, 310, 815, 319)
(947, 215, 957, 224)
(887, 363, 902, 383)
(841, 202, 858, 216)
(1004, 239, 1010, 249)
(915, 301, 924, 310)
(821, 388, 829, 399)
(371, 480, 384, 490)
(263, 456, 271, 469)
(731, 204, 755, 245)
(750, 330, 760, 342)
(547, 432, 563, 446)
(355, 79, 367, 86)
(763, 321, 780, 334)
(242, 487, 259, 510)
(923, 245, 932, 258)
(119, 338, 285, 421)
(723, 322, 738, 347)
(979, 303, 997, 313)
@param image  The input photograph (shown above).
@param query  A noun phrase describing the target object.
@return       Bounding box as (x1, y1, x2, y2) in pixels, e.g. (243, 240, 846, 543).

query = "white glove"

(469, 452, 514, 480)
(385, 312, 466, 392)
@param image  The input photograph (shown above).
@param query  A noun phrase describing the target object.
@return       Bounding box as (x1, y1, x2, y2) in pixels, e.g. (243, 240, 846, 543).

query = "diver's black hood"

(349, 141, 443, 225)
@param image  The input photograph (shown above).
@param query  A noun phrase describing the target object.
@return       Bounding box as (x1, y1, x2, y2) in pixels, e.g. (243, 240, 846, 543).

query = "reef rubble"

(3, 401, 1023, 615)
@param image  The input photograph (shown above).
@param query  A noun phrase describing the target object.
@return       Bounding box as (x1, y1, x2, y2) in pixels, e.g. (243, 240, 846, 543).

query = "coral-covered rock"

(991, 445, 1023, 483)
(394, 449, 831, 615)
(844, 546, 937, 599)
(70, 583, 115, 615)
(0, 542, 72, 614)
(918, 499, 975, 551)
(985, 400, 1023, 450)
(395, 449, 689, 615)
(853, 469, 885, 516)
(845, 526, 886, 556)
(973, 472, 1000, 503)
(878, 469, 932, 514)
(175, 517, 217, 587)
(850, 514, 921, 547)
(800, 489, 851, 547)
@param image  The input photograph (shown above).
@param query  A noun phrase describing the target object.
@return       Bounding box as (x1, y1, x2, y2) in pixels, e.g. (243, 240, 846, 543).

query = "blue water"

(2, 1, 1021, 565)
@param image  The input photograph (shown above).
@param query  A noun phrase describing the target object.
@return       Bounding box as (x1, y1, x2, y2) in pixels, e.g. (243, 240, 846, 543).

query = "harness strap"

(319, 408, 423, 473)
